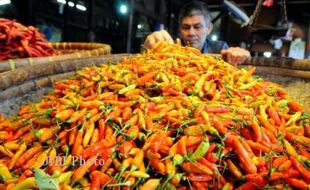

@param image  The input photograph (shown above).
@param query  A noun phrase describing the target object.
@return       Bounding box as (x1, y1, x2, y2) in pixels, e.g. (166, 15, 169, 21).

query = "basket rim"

(0, 42, 111, 72)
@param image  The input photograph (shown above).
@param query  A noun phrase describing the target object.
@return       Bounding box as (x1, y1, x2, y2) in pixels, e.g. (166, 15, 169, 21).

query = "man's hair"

(178, 1, 212, 25)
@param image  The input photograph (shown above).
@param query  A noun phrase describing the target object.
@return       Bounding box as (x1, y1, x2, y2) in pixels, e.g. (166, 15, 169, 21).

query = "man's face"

(179, 15, 213, 50)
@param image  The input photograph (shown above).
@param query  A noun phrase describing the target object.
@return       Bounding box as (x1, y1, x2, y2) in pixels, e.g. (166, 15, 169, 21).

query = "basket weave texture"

(0, 42, 111, 73)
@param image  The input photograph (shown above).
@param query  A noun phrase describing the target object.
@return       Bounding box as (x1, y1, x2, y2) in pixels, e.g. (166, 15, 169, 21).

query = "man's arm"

(144, 30, 250, 66)
(143, 30, 174, 49)
(221, 47, 251, 66)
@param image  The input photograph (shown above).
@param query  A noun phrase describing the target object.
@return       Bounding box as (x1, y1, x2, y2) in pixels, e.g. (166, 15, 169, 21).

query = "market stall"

(1, 0, 310, 189)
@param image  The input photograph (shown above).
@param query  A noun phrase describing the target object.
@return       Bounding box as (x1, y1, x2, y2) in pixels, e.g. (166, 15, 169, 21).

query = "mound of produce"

(0, 18, 55, 61)
(0, 42, 309, 189)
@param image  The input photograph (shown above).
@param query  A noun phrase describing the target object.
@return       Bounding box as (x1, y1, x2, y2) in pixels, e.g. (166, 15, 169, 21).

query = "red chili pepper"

(198, 157, 216, 170)
(290, 156, 310, 180)
(236, 181, 265, 190)
(300, 149, 310, 159)
(288, 101, 304, 112)
(285, 178, 308, 189)
(211, 119, 228, 135)
(225, 135, 257, 174)
(17, 169, 33, 183)
(149, 159, 166, 174)
(0, 19, 55, 60)
(204, 106, 230, 113)
(249, 120, 262, 142)
(186, 173, 212, 182)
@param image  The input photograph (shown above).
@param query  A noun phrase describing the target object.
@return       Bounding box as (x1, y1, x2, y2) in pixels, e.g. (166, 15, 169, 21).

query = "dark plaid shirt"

(201, 39, 229, 53)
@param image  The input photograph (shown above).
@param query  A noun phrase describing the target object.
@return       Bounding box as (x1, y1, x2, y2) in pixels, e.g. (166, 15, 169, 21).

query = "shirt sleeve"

(222, 41, 229, 50)
(212, 41, 229, 53)
(202, 40, 229, 54)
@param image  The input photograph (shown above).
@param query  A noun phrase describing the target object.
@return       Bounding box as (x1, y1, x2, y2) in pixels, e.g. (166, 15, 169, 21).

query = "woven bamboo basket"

(51, 42, 111, 54)
(240, 57, 310, 112)
(0, 42, 111, 73)
(0, 53, 130, 116)
(242, 57, 310, 79)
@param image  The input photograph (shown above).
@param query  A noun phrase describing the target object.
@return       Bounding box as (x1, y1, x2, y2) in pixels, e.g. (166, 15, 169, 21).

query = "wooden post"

(306, 21, 310, 58)
(126, 0, 135, 53)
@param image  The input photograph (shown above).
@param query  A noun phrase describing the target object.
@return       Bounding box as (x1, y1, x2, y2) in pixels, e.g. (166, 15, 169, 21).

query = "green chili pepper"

(190, 136, 210, 161)
(276, 99, 288, 108)
(239, 80, 257, 90)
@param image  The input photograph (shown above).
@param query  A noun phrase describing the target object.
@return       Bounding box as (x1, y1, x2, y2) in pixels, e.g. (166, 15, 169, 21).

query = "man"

(144, 1, 250, 65)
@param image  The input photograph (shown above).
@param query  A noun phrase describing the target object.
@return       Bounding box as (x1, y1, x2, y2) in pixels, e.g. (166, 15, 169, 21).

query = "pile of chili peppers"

(0, 42, 309, 189)
(0, 18, 56, 61)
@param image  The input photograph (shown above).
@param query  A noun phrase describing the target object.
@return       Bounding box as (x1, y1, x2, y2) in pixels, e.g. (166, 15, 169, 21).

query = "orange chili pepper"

(56, 109, 75, 121)
(267, 107, 282, 126)
(226, 159, 242, 178)
(122, 107, 132, 121)
(72, 129, 83, 156)
(73, 156, 97, 181)
(68, 108, 87, 123)
(249, 120, 262, 142)
(69, 126, 77, 146)
(90, 128, 99, 146)
(257, 115, 277, 134)
(225, 135, 257, 174)
(16, 145, 42, 167)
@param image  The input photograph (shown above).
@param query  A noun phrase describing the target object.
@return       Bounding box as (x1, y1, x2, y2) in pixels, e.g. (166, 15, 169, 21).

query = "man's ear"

(207, 23, 213, 35)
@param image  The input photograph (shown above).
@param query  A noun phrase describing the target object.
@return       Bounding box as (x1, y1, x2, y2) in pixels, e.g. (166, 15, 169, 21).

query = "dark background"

(0, 0, 309, 56)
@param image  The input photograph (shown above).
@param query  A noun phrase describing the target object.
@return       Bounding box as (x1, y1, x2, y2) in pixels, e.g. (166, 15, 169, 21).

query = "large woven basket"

(0, 53, 130, 116)
(240, 57, 310, 112)
(51, 42, 111, 55)
(0, 42, 111, 73)
(242, 57, 310, 79)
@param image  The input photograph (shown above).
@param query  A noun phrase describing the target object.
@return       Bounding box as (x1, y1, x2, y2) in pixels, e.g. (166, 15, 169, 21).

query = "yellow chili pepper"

(129, 170, 150, 178)
(0, 163, 13, 182)
(12, 177, 36, 190)
(286, 111, 301, 126)
(283, 139, 298, 157)
(9, 143, 27, 169)
(83, 122, 95, 147)
(30, 148, 51, 169)
(118, 84, 137, 94)
(3, 141, 20, 151)
(131, 149, 144, 171)
(0, 145, 14, 158)
(140, 178, 160, 190)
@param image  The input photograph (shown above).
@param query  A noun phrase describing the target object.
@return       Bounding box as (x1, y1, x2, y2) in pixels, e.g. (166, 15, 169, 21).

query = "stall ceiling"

(3, 0, 309, 52)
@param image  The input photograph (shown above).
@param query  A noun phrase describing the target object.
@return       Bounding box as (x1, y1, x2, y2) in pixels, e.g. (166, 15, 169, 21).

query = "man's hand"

(144, 30, 174, 50)
(221, 47, 251, 66)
